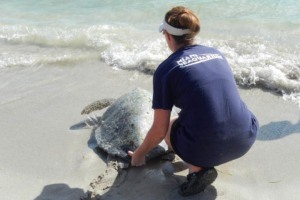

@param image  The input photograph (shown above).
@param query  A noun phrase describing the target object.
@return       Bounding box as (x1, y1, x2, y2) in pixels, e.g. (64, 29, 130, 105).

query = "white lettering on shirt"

(176, 53, 223, 68)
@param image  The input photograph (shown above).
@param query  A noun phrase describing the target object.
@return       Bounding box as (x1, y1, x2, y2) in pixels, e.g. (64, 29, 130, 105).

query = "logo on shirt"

(176, 53, 223, 68)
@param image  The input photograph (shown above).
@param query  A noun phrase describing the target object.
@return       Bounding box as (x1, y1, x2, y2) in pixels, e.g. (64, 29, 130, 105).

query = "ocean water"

(0, 0, 300, 105)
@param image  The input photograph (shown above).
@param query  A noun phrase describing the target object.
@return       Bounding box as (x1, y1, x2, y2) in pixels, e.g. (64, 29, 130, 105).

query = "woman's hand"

(128, 109, 171, 167)
(128, 150, 146, 167)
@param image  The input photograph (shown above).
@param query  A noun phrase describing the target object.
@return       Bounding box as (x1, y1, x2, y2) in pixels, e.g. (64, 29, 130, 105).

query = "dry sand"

(0, 62, 299, 200)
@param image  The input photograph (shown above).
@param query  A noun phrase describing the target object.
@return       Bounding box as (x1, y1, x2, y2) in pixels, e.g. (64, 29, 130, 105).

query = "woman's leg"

(164, 117, 203, 174)
(165, 117, 217, 196)
(186, 164, 202, 174)
(164, 117, 177, 151)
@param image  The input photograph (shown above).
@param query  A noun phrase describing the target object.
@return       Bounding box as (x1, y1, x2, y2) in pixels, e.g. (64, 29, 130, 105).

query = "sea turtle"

(70, 88, 173, 198)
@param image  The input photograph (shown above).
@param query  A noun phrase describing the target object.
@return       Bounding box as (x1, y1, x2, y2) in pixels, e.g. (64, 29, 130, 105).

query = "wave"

(1, 24, 299, 106)
(0, 24, 168, 71)
(204, 38, 300, 106)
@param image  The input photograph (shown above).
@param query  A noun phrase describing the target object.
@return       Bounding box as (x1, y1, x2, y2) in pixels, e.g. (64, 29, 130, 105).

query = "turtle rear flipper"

(81, 98, 116, 115)
(69, 115, 102, 130)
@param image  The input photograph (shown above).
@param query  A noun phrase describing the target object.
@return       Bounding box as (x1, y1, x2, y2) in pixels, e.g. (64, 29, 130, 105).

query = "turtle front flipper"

(85, 155, 127, 198)
(81, 98, 116, 115)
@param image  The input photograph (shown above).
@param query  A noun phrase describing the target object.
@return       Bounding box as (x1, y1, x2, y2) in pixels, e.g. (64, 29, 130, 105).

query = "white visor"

(159, 19, 191, 36)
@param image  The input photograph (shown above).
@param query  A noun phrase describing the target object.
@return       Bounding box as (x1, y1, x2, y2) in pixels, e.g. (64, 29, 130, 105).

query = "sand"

(0, 61, 299, 200)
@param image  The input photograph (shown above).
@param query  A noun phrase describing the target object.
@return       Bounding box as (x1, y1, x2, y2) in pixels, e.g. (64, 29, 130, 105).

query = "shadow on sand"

(34, 160, 217, 200)
(257, 120, 300, 141)
(33, 183, 86, 200)
(84, 160, 217, 200)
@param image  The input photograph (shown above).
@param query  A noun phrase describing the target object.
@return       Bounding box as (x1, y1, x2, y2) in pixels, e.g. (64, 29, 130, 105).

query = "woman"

(128, 6, 259, 196)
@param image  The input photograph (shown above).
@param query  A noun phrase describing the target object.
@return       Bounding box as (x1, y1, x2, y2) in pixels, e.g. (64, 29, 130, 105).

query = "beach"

(0, 61, 299, 200)
(1, 0, 300, 199)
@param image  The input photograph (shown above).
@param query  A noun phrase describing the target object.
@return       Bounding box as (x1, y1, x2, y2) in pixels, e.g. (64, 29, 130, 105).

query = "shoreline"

(0, 62, 299, 200)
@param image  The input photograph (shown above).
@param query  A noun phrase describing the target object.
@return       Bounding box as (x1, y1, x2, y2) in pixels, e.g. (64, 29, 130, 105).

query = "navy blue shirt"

(153, 45, 258, 167)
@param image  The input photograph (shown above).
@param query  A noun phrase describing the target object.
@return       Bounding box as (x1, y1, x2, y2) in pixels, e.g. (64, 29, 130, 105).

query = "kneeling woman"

(128, 6, 259, 196)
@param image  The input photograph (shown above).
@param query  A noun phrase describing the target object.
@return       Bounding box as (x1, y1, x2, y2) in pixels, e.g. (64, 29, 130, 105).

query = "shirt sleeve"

(152, 65, 174, 110)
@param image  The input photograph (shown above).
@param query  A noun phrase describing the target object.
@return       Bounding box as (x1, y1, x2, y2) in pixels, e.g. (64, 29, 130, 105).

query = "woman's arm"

(128, 109, 171, 166)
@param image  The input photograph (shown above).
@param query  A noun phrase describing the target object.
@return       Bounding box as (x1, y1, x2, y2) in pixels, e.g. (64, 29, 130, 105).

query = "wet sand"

(0, 62, 299, 200)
